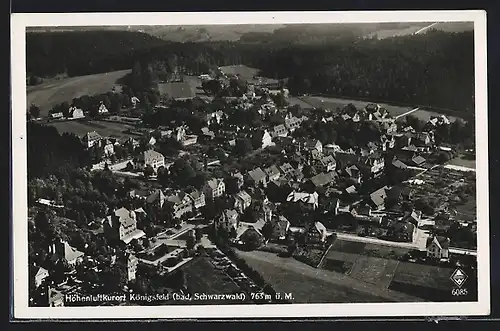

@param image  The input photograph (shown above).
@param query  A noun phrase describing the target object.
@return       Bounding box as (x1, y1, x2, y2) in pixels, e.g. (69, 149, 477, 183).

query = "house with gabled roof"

(165, 192, 194, 219)
(305, 221, 328, 245)
(33, 266, 49, 288)
(272, 124, 289, 138)
(426, 236, 450, 259)
(188, 189, 206, 209)
(48, 238, 84, 266)
(69, 106, 85, 119)
(234, 190, 252, 213)
(388, 221, 416, 243)
(136, 150, 165, 172)
(203, 177, 225, 200)
(317, 155, 336, 173)
(146, 189, 166, 210)
(82, 131, 102, 148)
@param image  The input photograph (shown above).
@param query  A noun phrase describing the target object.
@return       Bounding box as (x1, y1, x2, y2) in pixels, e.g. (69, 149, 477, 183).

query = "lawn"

(158, 81, 196, 100)
(27, 69, 130, 116)
(288, 97, 316, 109)
(181, 257, 243, 304)
(46, 120, 135, 138)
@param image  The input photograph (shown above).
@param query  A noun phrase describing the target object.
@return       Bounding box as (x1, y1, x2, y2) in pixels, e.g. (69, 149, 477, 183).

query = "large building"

(103, 208, 145, 244)
(135, 150, 165, 172)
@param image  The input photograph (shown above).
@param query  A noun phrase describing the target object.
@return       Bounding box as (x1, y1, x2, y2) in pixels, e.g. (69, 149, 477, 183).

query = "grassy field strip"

(237, 250, 424, 303)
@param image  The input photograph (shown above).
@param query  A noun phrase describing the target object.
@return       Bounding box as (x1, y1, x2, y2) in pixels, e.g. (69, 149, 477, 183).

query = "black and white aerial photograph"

(11, 11, 489, 319)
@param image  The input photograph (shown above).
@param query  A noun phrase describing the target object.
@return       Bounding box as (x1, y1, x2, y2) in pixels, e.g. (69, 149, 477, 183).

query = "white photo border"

(11, 10, 490, 319)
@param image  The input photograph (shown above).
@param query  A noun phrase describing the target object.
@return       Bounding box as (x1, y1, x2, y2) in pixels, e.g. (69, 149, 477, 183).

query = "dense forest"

(27, 29, 474, 111)
(27, 122, 92, 180)
(26, 31, 167, 78)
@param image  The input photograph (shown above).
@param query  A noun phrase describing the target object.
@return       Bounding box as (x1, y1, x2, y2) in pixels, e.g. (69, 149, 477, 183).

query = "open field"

(47, 120, 135, 138)
(348, 257, 399, 289)
(27, 69, 130, 116)
(330, 239, 410, 259)
(219, 65, 260, 80)
(237, 249, 424, 303)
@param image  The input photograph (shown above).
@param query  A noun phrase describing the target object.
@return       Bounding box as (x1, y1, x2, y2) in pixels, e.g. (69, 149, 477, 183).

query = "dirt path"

(237, 250, 425, 303)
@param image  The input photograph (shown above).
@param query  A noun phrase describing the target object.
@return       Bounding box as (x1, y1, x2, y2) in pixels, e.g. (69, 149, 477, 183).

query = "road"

(414, 22, 439, 35)
(394, 107, 420, 119)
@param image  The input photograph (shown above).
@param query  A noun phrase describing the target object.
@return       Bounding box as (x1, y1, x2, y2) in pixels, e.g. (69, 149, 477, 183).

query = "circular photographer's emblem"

(450, 268, 468, 288)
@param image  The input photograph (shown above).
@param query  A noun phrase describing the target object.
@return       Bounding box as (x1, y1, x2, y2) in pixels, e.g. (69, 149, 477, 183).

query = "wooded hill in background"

(27, 28, 474, 112)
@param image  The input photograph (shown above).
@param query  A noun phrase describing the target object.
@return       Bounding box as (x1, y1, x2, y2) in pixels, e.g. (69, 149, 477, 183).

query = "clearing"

(237, 249, 424, 303)
(47, 120, 136, 138)
(27, 69, 131, 116)
(158, 81, 196, 100)
(366, 22, 473, 39)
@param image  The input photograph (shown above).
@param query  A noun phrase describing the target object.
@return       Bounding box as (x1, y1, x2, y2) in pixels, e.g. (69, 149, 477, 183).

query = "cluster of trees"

(260, 31, 474, 112)
(28, 168, 140, 222)
(157, 156, 207, 190)
(27, 122, 92, 179)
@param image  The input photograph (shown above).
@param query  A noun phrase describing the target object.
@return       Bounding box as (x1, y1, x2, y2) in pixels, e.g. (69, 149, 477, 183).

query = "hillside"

(26, 30, 167, 78)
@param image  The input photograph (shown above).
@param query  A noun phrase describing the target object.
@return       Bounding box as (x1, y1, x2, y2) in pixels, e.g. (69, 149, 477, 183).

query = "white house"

(203, 178, 225, 200)
(136, 150, 165, 172)
(69, 106, 85, 119)
(426, 236, 450, 260)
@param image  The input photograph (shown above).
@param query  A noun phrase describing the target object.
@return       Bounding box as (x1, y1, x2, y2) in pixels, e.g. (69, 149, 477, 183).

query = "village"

(28, 65, 478, 306)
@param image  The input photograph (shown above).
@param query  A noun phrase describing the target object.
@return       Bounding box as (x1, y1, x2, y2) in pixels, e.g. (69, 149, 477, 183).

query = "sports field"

(27, 69, 130, 116)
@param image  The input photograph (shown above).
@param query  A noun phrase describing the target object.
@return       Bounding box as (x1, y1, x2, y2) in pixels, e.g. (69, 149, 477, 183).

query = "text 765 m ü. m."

(250, 292, 294, 301)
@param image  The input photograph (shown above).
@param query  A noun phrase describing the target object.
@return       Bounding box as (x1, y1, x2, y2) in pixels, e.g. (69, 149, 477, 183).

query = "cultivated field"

(237, 249, 423, 303)
(47, 120, 136, 138)
(348, 256, 400, 289)
(27, 69, 131, 116)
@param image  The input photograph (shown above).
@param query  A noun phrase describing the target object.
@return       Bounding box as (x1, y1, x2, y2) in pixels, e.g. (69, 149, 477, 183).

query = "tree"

(234, 138, 254, 156)
(186, 236, 196, 250)
(261, 221, 274, 241)
(240, 228, 262, 251)
(29, 104, 41, 119)
(143, 165, 155, 178)
(195, 228, 203, 242)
